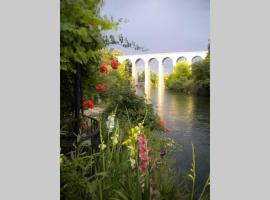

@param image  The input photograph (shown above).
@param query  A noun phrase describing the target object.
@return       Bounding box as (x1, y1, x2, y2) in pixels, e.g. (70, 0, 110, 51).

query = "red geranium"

(99, 65, 108, 74)
(82, 100, 94, 109)
(156, 120, 165, 127)
(156, 119, 169, 133)
(111, 60, 119, 69)
(163, 127, 169, 133)
(95, 84, 108, 91)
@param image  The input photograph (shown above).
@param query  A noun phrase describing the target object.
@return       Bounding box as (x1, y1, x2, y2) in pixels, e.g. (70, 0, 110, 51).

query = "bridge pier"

(131, 60, 137, 85)
(145, 60, 150, 89)
(158, 59, 164, 87)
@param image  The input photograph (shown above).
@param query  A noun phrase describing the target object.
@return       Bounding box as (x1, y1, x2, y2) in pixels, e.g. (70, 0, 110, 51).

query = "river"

(136, 86, 210, 186)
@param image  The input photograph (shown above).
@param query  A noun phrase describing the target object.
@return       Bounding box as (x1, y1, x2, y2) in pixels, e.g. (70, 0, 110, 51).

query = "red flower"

(111, 60, 119, 69)
(82, 100, 89, 107)
(156, 120, 165, 127)
(163, 127, 169, 133)
(82, 100, 94, 109)
(95, 84, 108, 91)
(99, 65, 108, 74)
(88, 100, 94, 109)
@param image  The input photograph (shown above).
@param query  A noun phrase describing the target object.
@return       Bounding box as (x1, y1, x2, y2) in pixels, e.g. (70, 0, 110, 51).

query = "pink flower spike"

(139, 145, 147, 153)
(138, 161, 147, 173)
(142, 156, 151, 161)
(138, 135, 145, 145)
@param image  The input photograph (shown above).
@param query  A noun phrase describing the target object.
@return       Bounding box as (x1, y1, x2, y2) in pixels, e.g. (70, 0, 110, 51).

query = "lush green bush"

(165, 45, 210, 96)
(165, 61, 193, 94)
(60, 0, 117, 118)
(102, 64, 159, 129)
(192, 47, 210, 96)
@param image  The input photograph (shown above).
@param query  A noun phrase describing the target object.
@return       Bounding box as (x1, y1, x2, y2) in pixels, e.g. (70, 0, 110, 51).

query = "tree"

(165, 61, 193, 93)
(192, 44, 210, 96)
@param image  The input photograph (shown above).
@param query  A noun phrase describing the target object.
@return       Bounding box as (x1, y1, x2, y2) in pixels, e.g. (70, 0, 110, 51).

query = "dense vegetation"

(192, 46, 210, 96)
(60, 0, 210, 199)
(138, 70, 158, 87)
(165, 61, 193, 94)
(165, 46, 210, 96)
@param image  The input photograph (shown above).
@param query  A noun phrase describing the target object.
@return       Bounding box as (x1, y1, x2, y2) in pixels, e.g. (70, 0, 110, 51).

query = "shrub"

(165, 61, 193, 93)
(192, 57, 210, 96)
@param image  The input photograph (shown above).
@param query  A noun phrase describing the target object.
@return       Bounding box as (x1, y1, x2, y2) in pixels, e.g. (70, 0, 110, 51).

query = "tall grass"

(61, 118, 210, 200)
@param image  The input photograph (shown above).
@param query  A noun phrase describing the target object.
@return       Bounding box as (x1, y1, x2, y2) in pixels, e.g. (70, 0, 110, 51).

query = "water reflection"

(157, 84, 165, 118)
(137, 86, 210, 186)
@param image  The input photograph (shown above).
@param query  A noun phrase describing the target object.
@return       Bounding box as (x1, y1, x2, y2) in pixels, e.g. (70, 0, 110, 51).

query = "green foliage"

(61, 121, 210, 200)
(165, 44, 210, 96)
(138, 70, 158, 87)
(165, 61, 193, 94)
(61, 121, 182, 200)
(60, 0, 116, 72)
(192, 54, 210, 96)
(173, 61, 192, 79)
(60, 0, 117, 118)
(102, 68, 159, 129)
(150, 70, 159, 87)
(187, 144, 210, 200)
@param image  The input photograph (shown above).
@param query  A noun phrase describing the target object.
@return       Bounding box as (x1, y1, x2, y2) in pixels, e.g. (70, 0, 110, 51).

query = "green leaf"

(78, 27, 90, 42)
(113, 190, 128, 200)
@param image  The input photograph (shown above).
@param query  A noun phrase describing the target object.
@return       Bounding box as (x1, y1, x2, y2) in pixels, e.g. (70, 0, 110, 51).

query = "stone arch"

(191, 56, 203, 63)
(176, 56, 188, 63)
(148, 58, 159, 74)
(162, 57, 173, 75)
(135, 58, 145, 83)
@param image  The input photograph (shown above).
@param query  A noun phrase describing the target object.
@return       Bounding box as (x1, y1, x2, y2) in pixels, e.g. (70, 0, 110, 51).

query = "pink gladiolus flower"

(138, 135, 146, 145)
(137, 135, 151, 173)
(141, 156, 151, 161)
(138, 161, 148, 173)
(139, 145, 147, 153)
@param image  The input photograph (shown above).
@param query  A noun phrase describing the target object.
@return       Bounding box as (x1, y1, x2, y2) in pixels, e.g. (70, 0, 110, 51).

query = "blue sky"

(101, 0, 210, 73)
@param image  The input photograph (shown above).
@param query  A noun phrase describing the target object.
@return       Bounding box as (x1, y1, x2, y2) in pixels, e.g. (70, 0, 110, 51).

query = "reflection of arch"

(123, 59, 132, 76)
(162, 57, 173, 75)
(191, 56, 203, 63)
(176, 56, 187, 63)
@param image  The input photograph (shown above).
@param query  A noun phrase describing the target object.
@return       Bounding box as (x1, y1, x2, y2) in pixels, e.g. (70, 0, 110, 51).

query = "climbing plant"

(60, 0, 146, 118)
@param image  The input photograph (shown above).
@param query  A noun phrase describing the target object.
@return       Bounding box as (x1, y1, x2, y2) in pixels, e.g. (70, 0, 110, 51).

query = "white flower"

(127, 144, 136, 156)
(99, 143, 107, 151)
(106, 114, 115, 133)
(111, 134, 119, 145)
(129, 158, 136, 168)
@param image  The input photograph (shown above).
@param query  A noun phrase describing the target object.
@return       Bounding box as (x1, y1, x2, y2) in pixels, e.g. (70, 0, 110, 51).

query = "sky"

(101, 0, 210, 73)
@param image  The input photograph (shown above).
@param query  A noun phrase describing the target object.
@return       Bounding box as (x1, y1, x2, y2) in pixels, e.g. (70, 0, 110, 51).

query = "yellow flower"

(111, 134, 119, 145)
(122, 138, 132, 145)
(133, 133, 138, 140)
